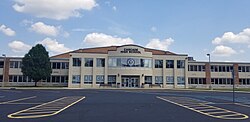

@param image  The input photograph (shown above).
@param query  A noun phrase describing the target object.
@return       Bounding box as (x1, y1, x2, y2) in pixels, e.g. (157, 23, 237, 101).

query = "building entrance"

(121, 76, 139, 88)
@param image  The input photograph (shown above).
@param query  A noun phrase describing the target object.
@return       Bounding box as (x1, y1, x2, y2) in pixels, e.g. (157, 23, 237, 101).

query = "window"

(96, 75, 104, 84)
(177, 77, 185, 85)
(239, 66, 250, 72)
(238, 66, 242, 72)
(177, 60, 185, 68)
(210, 65, 215, 72)
(0, 61, 4, 68)
(166, 60, 174, 68)
(85, 58, 93, 67)
(155, 60, 163, 68)
(108, 75, 116, 84)
(246, 66, 250, 72)
(166, 76, 174, 84)
(189, 65, 205, 71)
(73, 58, 81, 67)
(61, 62, 69, 69)
(211, 78, 233, 85)
(108, 57, 152, 68)
(198, 65, 205, 71)
(10, 61, 19, 68)
(119, 58, 144, 67)
(60, 76, 68, 83)
(9, 75, 13, 82)
(18, 76, 23, 82)
(0, 75, 3, 82)
(52, 76, 60, 83)
(188, 78, 195, 84)
(9, 75, 18, 82)
(239, 78, 250, 85)
(97, 58, 105, 67)
(214, 65, 218, 72)
(144, 76, 152, 84)
(198, 78, 206, 84)
(72, 75, 80, 84)
(108, 58, 117, 67)
(52, 62, 61, 69)
(155, 76, 163, 84)
(188, 78, 205, 84)
(211, 65, 233, 72)
(142, 59, 152, 68)
(13, 76, 18, 82)
(84, 75, 93, 84)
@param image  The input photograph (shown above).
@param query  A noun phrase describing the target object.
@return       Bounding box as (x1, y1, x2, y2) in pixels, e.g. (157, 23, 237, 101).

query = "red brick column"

(233, 63, 239, 85)
(3, 58, 10, 82)
(205, 63, 211, 84)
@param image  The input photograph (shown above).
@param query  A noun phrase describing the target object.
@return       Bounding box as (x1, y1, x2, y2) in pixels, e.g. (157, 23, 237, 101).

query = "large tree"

(21, 44, 52, 86)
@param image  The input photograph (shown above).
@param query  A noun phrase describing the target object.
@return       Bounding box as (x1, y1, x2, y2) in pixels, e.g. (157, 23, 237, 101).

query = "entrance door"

(121, 76, 139, 88)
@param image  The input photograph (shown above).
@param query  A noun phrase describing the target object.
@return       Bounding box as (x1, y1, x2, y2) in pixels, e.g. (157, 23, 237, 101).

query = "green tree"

(21, 44, 52, 86)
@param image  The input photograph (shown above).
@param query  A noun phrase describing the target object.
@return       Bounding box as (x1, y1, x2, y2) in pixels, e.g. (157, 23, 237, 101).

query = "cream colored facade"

(68, 45, 188, 88)
(1, 44, 250, 88)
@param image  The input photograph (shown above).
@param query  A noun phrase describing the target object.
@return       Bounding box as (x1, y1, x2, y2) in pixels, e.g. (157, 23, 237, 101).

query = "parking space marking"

(3, 103, 42, 105)
(0, 96, 36, 104)
(207, 102, 250, 108)
(235, 103, 250, 108)
(8, 96, 85, 119)
(157, 96, 249, 120)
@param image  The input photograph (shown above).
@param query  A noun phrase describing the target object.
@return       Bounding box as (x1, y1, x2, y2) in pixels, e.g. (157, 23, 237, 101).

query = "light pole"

(207, 54, 212, 90)
(2, 54, 6, 87)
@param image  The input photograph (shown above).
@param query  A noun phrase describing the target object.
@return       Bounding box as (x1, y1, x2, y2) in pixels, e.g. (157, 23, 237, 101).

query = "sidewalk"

(0, 86, 250, 93)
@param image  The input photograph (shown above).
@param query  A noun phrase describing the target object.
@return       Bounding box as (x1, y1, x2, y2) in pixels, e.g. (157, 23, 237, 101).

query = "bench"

(149, 84, 162, 88)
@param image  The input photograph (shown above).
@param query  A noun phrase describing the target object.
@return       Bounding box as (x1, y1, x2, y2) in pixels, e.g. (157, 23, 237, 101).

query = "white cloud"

(39, 38, 71, 53)
(239, 49, 245, 53)
(112, 6, 117, 11)
(63, 32, 70, 38)
(0, 24, 16, 36)
(212, 28, 250, 46)
(8, 40, 31, 52)
(83, 33, 134, 47)
(212, 45, 237, 57)
(30, 22, 59, 37)
(151, 26, 157, 32)
(13, 0, 98, 20)
(146, 38, 174, 50)
(21, 19, 33, 26)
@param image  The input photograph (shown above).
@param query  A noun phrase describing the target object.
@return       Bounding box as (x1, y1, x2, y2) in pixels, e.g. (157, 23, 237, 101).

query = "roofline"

(50, 44, 183, 57)
(189, 61, 250, 64)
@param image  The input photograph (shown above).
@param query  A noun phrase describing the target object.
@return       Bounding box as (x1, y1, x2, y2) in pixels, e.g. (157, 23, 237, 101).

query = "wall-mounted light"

(142, 74, 144, 77)
(118, 73, 120, 77)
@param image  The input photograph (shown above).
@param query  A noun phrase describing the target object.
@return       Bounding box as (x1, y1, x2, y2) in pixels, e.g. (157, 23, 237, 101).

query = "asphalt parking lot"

(0, 89, 250, 122)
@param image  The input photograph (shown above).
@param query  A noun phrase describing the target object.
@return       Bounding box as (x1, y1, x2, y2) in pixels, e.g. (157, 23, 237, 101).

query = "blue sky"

(1, 0, 250, 62)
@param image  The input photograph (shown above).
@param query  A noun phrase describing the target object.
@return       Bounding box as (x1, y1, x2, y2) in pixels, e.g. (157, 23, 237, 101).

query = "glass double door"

(121, 76, 139, 88)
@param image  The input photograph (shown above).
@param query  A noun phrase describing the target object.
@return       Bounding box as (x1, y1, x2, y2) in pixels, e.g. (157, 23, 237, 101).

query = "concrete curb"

(169, 88, 250, 94)
(0, 87, 250, 93)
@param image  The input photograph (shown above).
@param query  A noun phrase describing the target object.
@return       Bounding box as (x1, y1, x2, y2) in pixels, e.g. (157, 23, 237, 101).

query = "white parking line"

(8, 96, 85, 119)
(157, 96, 249, 120)
(0, 96, 36, 104)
